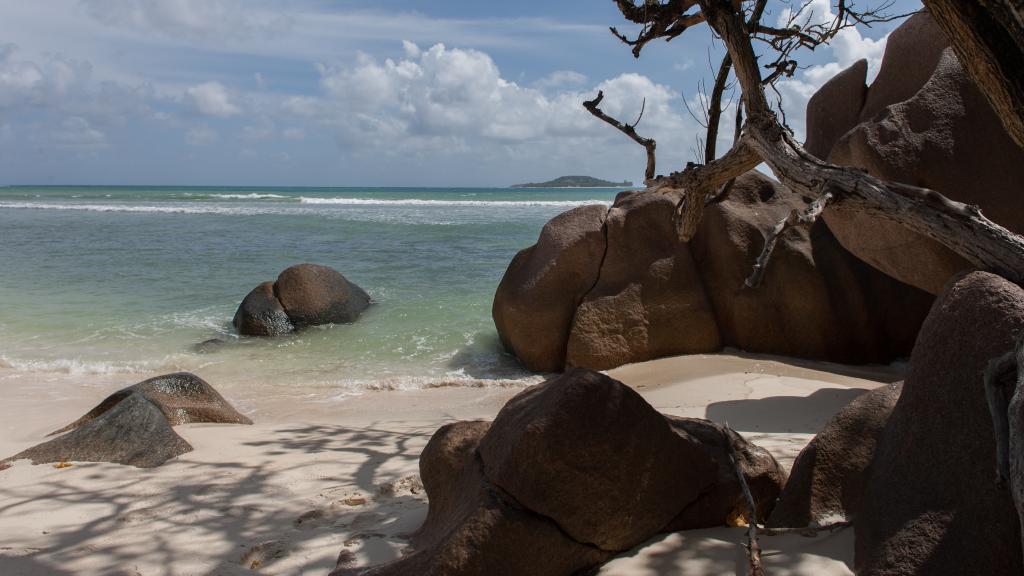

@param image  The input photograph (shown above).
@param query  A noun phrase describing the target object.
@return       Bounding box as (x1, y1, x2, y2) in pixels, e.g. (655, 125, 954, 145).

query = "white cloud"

(34, 116, 107, 153)
(282, 127, 304, 140)
(0, 43, 93, 108)
(534, 70, 588, 90)
(768, 0, 895, 140)
(262, 42, 705, 182)
(185, 81, 240, 117)
(77, 0, 292, 41)
(185, 125, 217, 146)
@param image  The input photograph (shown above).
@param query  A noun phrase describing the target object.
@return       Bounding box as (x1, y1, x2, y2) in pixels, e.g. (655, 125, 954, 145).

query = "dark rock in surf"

(234, 263, 370, 336)
(193, 338, 227, 353)
(274, 263, 371, 328)
(233, 281, 294, 336)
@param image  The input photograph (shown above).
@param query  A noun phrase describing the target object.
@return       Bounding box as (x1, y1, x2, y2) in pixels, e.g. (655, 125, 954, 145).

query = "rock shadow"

(705, 388, 869, 433)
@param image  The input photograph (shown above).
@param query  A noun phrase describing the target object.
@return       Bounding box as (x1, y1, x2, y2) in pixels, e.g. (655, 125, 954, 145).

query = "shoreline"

(0, 352, 898, 575)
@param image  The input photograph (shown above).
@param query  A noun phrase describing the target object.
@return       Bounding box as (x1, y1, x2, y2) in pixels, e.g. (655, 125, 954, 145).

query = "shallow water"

(0, 185, 623, 393)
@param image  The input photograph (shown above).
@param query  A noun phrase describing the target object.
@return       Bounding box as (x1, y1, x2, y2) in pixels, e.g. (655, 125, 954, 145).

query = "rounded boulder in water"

(233, 281, 294, 336)
(274, 263, 370, 328)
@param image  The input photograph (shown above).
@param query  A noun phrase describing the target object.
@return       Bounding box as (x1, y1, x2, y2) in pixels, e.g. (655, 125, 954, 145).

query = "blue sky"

(0, 0, 922, 186)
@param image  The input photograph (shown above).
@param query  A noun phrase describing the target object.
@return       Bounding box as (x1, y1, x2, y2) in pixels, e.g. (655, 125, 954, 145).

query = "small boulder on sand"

(1, 372, 251, 469)
(333, 369, 785, 576)
(233, 263, 370, 336)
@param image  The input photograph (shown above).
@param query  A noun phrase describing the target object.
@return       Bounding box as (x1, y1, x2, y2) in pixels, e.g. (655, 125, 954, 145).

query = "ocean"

(0, 185, 624, 400)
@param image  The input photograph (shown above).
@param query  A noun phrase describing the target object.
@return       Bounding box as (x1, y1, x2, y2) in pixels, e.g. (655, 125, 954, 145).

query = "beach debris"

(378, 475, 423, 498)
(331, 369, 784, 576)
(240, 540, 289, 571)
(729, 432, 766, 576)
(234, 263, 370, 337)
(0, 372, 251, 469)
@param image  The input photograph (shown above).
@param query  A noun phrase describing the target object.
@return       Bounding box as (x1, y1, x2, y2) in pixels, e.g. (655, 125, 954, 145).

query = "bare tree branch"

(746, 188, 834, 288)
(705, 54, 733, 163)
(583, 90, 658, 183)
(727, 430, 766, 576)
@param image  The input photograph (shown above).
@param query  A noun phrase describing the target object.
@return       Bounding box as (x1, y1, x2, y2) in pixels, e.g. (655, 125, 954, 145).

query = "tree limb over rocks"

(593, 0, 1024, 287)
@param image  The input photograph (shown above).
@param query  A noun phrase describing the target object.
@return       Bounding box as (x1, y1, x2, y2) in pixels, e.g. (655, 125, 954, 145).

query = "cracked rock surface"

(493, 170, 933, 372)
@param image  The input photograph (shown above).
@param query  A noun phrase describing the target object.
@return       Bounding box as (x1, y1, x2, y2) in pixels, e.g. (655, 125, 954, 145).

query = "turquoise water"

(0, 185, 622, 393)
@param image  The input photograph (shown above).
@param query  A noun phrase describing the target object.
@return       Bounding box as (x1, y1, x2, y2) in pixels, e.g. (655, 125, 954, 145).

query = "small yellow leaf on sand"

(726, 507, 748, 527)
(53, 461, 73, 469)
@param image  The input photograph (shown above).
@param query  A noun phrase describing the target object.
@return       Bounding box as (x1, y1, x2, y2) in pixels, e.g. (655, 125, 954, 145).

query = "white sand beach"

(0, 352, 901, 575)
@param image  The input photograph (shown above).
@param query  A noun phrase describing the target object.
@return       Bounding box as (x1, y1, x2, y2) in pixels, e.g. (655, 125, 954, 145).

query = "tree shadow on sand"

(0, 422, 442, 575)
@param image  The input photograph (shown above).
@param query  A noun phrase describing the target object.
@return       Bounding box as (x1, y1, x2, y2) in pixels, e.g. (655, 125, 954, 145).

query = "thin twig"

(583, 90, 657, 182)
(761, 521, 851, 537)
(727, 431, 766, 576)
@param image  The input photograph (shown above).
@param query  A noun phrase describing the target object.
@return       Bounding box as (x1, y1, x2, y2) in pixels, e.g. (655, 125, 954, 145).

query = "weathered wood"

(728, 431, 766, 576)
(745, 189, 833, 288)
(985, 335, 1024, 561)
(696, 0, 1024, 285)
(924, 0, 1024, 149)
(583, 90, 658, 183)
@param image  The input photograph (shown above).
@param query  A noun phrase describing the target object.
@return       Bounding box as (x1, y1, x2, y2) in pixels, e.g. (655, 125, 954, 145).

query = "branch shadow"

(0, 421, 438, 575)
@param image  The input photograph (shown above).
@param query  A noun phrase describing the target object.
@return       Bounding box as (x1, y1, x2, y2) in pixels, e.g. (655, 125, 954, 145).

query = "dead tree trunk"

(680, 0, 1024, 285)
(924, 0, 1024, 149)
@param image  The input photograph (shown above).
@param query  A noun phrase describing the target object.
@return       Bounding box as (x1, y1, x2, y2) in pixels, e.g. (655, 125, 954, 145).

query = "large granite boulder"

(693, 172, 930, 364)
(233, 263, 370, 336)
(232, 281, 293, 336)
(494, 171, 933, 372)
(812, 12, 1024, 294)
(338, 369, 785, 575)
(767, 382, 902, 528)
(1, 372, 250, 469)
(804, 58, 868, 159)
(566, 191, 720, 370)
(492, 205, 608, 372)
(275, 263, 370, 328)
(855, 272, 1024, 575)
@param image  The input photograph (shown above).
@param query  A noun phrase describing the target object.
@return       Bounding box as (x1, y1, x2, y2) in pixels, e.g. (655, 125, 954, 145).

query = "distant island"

(511, 175, 634, 188)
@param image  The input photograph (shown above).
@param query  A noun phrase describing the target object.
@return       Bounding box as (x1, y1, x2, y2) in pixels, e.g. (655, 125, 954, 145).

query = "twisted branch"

(583, 90, 657, 183)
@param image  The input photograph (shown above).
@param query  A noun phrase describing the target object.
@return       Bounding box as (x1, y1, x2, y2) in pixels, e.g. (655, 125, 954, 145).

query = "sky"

(0, 0, 922, 186)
